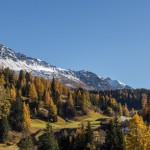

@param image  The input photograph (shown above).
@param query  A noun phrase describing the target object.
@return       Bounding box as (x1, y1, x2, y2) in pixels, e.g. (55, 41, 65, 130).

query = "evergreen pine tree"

(25, 72, 32, 84)
(76, 122, 96, 150)
(0, 116, 9, 143)
(9, 91, 24, 131)
(0, 84, 10, 143)
(57, 94, 63, 116)
(74, 124, 86, 150)
(59, 130, 70, 150)
(0, 85, 10, 117)
(141, 93, 148, 121)
(51, 78, 58, 102)
(5, 86, 10, 100)
(39, 122, 59, 150)
(85, 121, 93, 144)
(82, 122, 95, 150)
(17, 70, 26, 95)
(66, 92, 75, 118)
(104, 117, 124, 150)
(100, 96, 106, 110)
(18, 130, 34, 150)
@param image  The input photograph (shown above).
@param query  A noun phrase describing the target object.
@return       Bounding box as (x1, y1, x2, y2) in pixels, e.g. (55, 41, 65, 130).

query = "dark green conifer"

(85, 121, 94, 144)
(18, 130, 34, 150)
(0, 116, 9, 143)
(104, 117, 124, 150)
(39, 122, 59, 150)
(9, 91, 24, 131)
(59, 130, 70, 150)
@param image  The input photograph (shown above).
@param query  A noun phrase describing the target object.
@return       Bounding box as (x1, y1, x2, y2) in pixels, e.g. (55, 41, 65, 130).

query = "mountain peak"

(0, 44, 132, 90)
(105, 77, 132, 90)
(0, 44, 17, 61)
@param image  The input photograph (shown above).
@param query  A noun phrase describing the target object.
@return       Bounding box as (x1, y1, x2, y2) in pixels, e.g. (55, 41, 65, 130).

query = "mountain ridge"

(0, 44, 132, 90)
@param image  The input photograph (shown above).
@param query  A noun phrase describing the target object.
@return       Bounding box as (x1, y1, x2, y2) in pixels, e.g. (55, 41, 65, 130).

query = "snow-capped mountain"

(105, 78, 131, 90)
(0, 44, 132, 90)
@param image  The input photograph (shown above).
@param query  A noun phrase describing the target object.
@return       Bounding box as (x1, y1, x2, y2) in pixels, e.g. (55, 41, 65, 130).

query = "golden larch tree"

(67, 92, 74, 108)
(49, 97, 57, 116)
(10, 84, 16, 100)
(35, 77, 44, 100)
(23, 102, 31, 129)
(28, 82, 38, 100)
(43, 90, 51, 105)
(125, 113, 150, 150)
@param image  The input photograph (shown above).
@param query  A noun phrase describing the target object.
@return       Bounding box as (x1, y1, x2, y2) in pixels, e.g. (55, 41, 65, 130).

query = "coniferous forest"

(0, 67, 150, 149)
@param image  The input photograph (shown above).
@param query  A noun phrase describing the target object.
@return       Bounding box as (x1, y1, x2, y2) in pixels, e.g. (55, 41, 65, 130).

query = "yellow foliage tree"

(43, 90, 51, 105)
(76, 90, 82, 106)
(0, 74, 6, 85)
(125, 113, 150, 150)
(142, 93, 148, 119)
(0, 85, 10, 117)
(82, 93, 90, 112)
(28, 82, 38, 100)
(118, 103, 123, 116)
(23, 102, 31, 129)
(49, 97, 57, 116)
(45, 80, 51, 91)
(10, 84, 16, 100)
(21, 78, 26, 89)
(67, 92, 74, 108)
(123, 103, 129, 117)
(35, 77, 44, 100)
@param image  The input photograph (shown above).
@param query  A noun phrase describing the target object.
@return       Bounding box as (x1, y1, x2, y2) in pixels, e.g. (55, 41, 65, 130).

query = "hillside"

(0, 67, 150, 150)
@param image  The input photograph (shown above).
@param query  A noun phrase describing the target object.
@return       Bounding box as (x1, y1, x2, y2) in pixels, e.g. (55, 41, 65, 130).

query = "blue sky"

(0, 1, 150, 89)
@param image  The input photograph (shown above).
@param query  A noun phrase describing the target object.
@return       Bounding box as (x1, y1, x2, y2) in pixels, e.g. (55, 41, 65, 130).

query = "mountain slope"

(0, 44, 132, 90)
(105, 78, 131, 90)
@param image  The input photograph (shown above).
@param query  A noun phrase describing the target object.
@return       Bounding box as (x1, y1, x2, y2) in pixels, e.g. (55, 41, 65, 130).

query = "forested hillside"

(0, 67, 150, 149)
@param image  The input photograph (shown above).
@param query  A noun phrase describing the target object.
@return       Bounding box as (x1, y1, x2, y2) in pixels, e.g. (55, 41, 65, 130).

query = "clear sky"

(0, 1, 150, 89)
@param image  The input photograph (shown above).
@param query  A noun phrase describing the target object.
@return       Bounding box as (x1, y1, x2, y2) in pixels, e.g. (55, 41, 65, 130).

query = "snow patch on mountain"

(105, 77, 131, 89)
